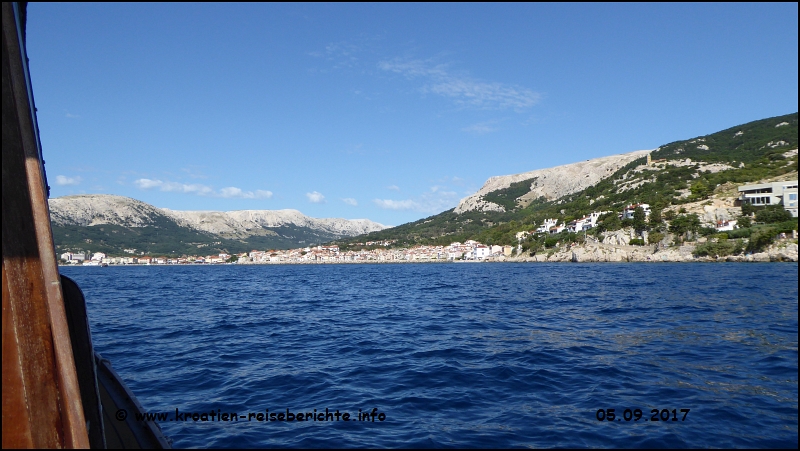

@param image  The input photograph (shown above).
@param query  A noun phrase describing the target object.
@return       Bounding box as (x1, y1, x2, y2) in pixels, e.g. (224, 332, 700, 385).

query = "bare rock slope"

(164, 209, 387, 239)
(49, 194, 170, 227)
(454, 149, 651, 213)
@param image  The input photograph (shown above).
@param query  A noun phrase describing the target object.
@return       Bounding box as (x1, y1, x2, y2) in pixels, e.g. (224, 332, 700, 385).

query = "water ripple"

(61, 263, 798, 448)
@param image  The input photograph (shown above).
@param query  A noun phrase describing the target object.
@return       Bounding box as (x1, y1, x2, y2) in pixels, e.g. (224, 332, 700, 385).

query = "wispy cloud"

(55, 175, 82, 186)
(134, 178, 213, 195)
(64, 110, 80, 119)
(134, 178, 271, 199)
(341, 198, 358, 206)
(387, 184, 400, 191)
(308, 41, 361, 69)
(378, 58, 540, 110)
(219, 187, 273, 199)
(462, 119, 502, 134)
(306, 191, 326, 203)
(373, 199, 419, 210)
(373, 184, 462, 213)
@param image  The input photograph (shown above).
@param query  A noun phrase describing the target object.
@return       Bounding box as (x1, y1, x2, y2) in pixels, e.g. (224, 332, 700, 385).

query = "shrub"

(737, 216, 752, 228)
(727, 228, 751, 239)
(772, 219, 799, 235)
(733, 239, 745, 255)
(746, 229, 776, 253)
(648, 232, 664, 245)
(699, 226, 717, 237)
(694, 240, 736, 257)
(755, 206, 793, 224)
(669, 214, 701, 236)
(629, 238, 645, 246)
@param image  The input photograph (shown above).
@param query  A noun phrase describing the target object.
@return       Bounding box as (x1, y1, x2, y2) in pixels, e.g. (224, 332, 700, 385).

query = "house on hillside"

(737, 180, 798, 217)
(536, 218, 559, 234)
(622, 203, 651, 220)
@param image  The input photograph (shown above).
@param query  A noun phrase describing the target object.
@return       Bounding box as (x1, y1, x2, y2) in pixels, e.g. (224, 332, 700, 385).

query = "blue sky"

(28, 3, 798, 226)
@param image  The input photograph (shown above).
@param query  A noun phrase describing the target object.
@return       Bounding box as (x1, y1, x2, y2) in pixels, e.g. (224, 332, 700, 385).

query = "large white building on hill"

(738, 180, 798, 217)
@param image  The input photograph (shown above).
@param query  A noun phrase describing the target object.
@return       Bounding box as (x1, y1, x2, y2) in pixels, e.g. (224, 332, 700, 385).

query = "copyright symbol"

(115, 409, 128, 421)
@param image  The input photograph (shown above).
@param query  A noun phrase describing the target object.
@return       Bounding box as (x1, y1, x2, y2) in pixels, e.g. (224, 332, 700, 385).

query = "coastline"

(507, 239, 798, 263)
(60, 240, 798, 266)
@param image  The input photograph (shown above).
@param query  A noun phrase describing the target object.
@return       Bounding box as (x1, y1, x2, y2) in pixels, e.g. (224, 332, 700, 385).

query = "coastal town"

(61, 239, 514, 266)
(59, 177, 799, 266)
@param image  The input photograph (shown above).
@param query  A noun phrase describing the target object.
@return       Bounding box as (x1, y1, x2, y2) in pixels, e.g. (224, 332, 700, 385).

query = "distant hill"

(335, 112, 798, 249)
(49, 195, 388, 256)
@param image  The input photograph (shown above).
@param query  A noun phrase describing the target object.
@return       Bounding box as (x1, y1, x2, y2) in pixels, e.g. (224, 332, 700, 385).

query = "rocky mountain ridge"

(49, 195, 387, 238)
(163, 208, 387, 239)
(454, 149, 651, 213)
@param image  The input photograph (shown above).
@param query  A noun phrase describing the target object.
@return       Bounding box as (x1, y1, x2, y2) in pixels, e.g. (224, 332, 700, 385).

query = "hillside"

(454, 149, 650, 213)
(336, 112, 798, 249)
(49, 195, 387, 256)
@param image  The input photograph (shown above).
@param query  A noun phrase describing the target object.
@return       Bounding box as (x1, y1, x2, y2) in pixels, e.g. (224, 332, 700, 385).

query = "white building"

(715, 220, 737, 232)
(622, 204, 651, 220)
(738, 180, 798, 217)
(536, 219, 559, 234)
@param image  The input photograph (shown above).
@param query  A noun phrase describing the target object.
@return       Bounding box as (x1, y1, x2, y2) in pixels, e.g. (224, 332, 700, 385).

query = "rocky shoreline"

(503, 240, 798, 263)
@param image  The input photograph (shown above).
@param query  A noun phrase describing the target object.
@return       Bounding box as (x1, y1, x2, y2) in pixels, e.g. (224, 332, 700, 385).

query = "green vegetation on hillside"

(53, 216, 349, 257)
(481, 177, 537, 211)
(651, 113, 798, 163)
(335, 112, 798, 249)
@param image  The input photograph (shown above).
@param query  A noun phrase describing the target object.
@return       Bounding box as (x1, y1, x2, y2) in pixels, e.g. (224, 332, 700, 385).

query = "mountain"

(335, 112, 798, 249)
(454, 149, 650, 213)
(49, 195, 387, 256)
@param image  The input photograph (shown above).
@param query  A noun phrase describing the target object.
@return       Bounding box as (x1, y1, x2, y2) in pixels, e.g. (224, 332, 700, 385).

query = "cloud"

(64, 110, 80, 119)
(378, 58, 540, 110)
(134, 178, 271, 199)
(373, 184, 462, 213)
(387, 184, 400, 191)
(134, 178, 214, 195)
(134, 178, 165, 189)
(220, 187, 273, 199)
(373, 199, 419, 210)
(306, 191, 326, 203)
(341, 198, 358, 206)
(55, 175, 82, 186)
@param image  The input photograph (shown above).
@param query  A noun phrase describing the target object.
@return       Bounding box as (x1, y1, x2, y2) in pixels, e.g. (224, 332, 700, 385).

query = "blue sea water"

(61, 263, 798, 448)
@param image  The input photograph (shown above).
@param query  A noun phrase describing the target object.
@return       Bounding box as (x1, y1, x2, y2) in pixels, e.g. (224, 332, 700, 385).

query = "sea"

(60, 263, 798, 448)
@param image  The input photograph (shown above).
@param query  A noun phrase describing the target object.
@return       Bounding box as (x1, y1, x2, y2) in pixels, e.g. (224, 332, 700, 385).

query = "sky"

(27, 3, 798, 226)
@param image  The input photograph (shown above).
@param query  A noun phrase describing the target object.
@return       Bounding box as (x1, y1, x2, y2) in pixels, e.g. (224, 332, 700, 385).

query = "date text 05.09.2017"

(596, 408, 690, 422)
